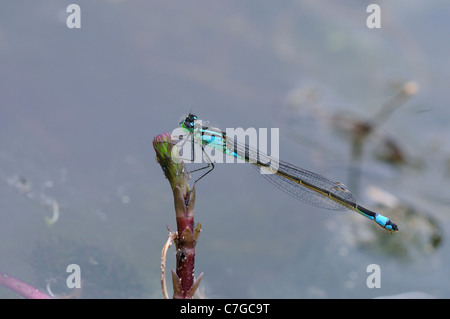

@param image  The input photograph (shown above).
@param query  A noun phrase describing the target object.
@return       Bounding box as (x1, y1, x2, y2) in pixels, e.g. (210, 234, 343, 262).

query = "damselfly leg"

(170, 132, 216, 185)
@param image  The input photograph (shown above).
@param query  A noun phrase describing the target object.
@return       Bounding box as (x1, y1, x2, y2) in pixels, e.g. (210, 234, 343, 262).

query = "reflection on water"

(282, 80, 446, 255)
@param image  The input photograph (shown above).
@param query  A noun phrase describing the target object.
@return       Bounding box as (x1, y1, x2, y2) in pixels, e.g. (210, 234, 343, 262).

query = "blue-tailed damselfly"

(176, 113, 398, 233)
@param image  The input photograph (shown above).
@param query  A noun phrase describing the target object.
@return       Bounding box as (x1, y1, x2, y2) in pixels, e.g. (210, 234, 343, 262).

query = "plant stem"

(0, 271, 52, 299)
(153, 133, 203, 299)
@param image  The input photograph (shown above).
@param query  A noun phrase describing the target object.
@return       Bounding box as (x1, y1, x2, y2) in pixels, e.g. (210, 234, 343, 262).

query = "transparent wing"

(252, 161, 356, 211)
(196, 127, 356, 211)
(222, 134, 356, 210)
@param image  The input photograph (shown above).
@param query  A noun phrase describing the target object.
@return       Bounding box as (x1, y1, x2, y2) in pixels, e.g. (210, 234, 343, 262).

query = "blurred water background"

(1, 1, 449, 298)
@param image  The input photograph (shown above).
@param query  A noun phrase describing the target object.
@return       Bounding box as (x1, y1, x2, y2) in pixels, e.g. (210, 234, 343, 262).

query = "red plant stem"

(0, 271, 52, 299)
(175, 215, 195, 297)
(154, 133, 202, 299)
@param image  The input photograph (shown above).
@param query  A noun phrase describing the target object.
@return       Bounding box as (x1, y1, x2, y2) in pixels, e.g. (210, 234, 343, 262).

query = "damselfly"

(175, 113, 398, 232)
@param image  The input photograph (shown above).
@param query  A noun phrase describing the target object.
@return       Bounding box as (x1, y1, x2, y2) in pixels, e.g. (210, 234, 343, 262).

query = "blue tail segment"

(356, 205, 398, 232)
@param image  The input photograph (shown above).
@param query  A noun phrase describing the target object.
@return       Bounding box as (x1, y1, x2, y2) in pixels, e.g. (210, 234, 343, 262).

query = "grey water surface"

(1, 1, 449, 298)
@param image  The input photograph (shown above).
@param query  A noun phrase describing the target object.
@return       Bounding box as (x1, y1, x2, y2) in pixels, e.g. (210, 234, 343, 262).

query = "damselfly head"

(179, 113, 198, 131)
